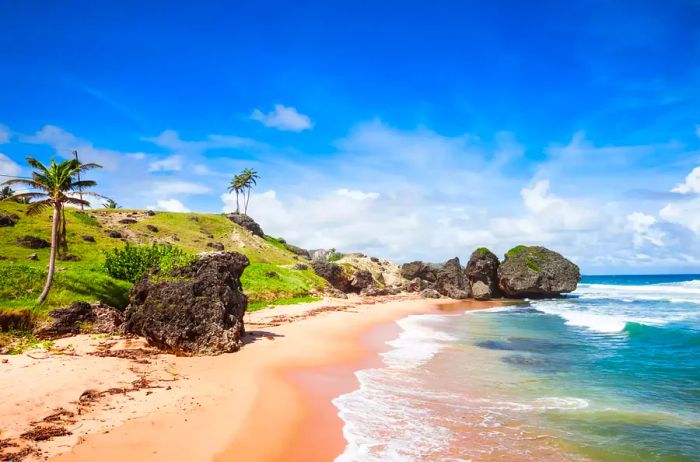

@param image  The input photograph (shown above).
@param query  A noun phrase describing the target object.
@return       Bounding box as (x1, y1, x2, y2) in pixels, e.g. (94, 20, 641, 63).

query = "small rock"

(188, 216, 200, 222)
(0, 213, 17, 227)
(16, 235, 50, 249)
(119, 218, 138, 224)
(146, 225, 159, 233)
(471, 280, 492, 300)
(207, 242, 225, 251)
(420, 288, 442, 299)
(106, 230, 122, 238)
(293, 263, 309, 271)
(172, 235, 180, 241)
(27, 253, 39, 261)
(146, 210, 156, 216)
(82, 235, 96, 243)
(59, 254, 80, 261)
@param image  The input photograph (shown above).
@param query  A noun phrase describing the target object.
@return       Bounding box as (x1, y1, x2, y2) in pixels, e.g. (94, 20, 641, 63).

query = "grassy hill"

(0, 201, 326, 315)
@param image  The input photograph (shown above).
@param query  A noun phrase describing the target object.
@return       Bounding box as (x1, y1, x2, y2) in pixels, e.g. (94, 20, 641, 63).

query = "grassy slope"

(0, 202, 325, 313)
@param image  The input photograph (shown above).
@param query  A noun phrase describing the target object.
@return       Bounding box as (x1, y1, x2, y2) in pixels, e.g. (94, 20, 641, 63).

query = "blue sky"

(1, 1, 700, 273)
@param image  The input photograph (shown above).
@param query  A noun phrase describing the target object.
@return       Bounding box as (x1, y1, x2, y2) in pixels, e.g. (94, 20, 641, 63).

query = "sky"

(1, 1, 700, 274)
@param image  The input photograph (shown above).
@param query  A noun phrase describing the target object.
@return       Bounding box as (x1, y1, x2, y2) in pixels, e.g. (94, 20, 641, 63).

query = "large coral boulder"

(350, 269, 375, 293)
(123, 252, 249, 355)
(311, 261, 352, 293)
(435, 257, 470, 299)
(400, 261, 438, 283)
(465, 248, 501, 300)
(225, 213, 264, 237)
(35, 302, 124, 339)
(497, 246, 580, 298)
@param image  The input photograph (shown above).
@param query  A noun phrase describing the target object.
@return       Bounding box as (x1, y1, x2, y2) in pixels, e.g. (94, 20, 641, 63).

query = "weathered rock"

(146, 225, 159, 233)
(34, 302, 124, 339)
(311, 261, 352, 293)
(497, 246, 580, 298)
(309, 249, 331, 262)
(146, 210, 156, 216)
(123, 252, 250, 355)
(284, 244, 311, 259)
(471, 281, 492, 300)
(350, 270, 375, 292)
(406, 277, 426, 293)
(119, 218, 138, 224)
(435, 257, 470, 299)
(465, 248, 501, 299)
(106, 230, 122, 239)
(400, 261, 438, 282)
(293, 263, 309, 271)
(420, 288, 442, 299)
(361, 286, 390, 296)
(82, 235, 96, 243)
(172, 235, 180, 241)
(0, 214, 17, 227)
(27, 253, 38, 261)
(225, 213, 264, 237)
(16, 235, 50, 249)
(207, 242, 225, 251)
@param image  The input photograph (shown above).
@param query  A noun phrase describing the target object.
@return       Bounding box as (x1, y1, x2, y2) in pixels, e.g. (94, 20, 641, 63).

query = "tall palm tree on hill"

(227, 174, 246, 214)
(1, 157, 102, 303)
(241, 168, 260, 215)
(0, 186, 14, 200)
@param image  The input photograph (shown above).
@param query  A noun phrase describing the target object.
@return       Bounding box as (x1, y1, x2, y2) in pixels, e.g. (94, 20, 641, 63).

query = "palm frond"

(26, 200, 51, 216)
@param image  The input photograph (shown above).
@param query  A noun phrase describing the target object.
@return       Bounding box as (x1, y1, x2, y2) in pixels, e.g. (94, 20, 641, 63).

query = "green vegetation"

(248, 295, 320, 312)
(0, 330, 53, 354)
(327, 248, 344, 262)
(474, 247, 492, 255)
(103, 244, 195, 282)
(228, 168, 260, 214)
(505, 245, 529, 258)
(103, 198, 120, 209)
(0, 201, 324, 317)
(505, 245, 544, 272)
(241, 263, 326, 307)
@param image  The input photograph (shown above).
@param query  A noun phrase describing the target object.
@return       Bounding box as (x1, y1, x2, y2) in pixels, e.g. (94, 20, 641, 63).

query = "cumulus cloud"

(148, 155, 184, 172)
(144, 129, 260, 155)
(627, 212, 665, 247)
(250, 104, 313, 132)
(671, 166, 700, 194)
(0, 153, 21, 177)
(147, 199, 190, 213)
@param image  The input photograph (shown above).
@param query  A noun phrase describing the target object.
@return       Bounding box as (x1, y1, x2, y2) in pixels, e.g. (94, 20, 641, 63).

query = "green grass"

(248, 295, 321, 312)
(504, 245, 544, 272)
(241, 263, 327, 306)
(0, 202, 323, 316)
(0, 330, 53, 354)
(474, 247, 493, 255)
(505, 245, 529, 259)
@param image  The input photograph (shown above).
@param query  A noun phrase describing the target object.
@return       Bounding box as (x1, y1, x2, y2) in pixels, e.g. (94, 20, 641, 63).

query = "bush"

(103, 244, 195, 282)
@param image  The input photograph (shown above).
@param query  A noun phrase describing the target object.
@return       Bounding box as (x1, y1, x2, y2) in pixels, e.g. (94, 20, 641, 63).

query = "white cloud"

(660, 200, 700, 232)
(148, 155, 184, 172)
(144, 129, 260, 155)
(0, 153, 21, 177)
(153, 181, 211, 196)
(147, 199, 190, 213)
(22, 125, 147, 171)
(0, 125, 10, 144)
(627, 212, 665, 247)
(250, 104, 313, 132)
(671, 166, 700, 194)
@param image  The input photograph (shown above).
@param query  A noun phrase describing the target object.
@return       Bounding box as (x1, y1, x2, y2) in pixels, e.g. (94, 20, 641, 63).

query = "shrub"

(327, 248, 344, 262)
(103, 244, 195, 282)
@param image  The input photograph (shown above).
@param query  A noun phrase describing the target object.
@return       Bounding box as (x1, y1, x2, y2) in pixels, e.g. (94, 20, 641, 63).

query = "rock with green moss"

(123, 251, 249, 355)
(497, 246, 580, 298)
(435, 257, 470, 299)
(465, 247, 501, 300)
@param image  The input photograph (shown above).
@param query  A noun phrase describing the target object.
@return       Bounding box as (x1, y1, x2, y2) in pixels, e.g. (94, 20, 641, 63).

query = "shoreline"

(1, 296, 502, 462)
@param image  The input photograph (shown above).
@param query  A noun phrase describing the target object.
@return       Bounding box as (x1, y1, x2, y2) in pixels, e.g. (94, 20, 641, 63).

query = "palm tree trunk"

(60, 207, 68, 255)
(235, 191, 240, 213)
(37, 205, 60, 303)
(244, 187, 250, 214)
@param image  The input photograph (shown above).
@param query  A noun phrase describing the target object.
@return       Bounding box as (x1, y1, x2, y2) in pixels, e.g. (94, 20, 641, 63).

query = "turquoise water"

(334, 275, 700, 461)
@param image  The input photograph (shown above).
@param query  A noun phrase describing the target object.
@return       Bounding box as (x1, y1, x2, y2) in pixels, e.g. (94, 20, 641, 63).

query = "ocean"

(333, 275, 700, 461)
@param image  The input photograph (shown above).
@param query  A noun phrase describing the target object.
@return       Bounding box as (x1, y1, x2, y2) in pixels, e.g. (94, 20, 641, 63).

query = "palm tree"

(227, 174, 246, 214)
(103, 198, 121, 209)
(0, 186, 14, 200)
(240, 168, 260, 215)
(1, 157, 102, 303)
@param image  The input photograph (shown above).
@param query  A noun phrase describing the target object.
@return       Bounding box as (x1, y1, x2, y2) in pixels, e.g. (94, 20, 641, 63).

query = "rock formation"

(465, 248, 501, 300)
(434, 257, 470, 299)
(350, 269, 375, 293)
(123, 252, 249, 355)
(0, 214, 17, 227)
(400, 261, 438, 283)
(15, 235, 49, 249)
(225, 213, 264, 237)
(497, 246, 580, 298)
(311, 261, 352, 293)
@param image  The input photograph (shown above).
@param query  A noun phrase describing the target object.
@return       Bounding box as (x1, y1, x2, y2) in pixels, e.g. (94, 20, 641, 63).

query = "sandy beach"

(0, 295, 501, 462)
